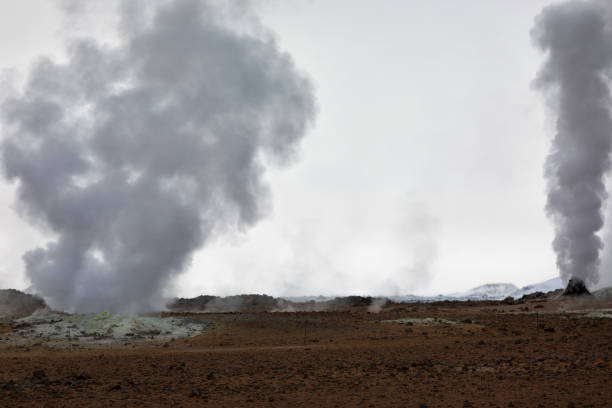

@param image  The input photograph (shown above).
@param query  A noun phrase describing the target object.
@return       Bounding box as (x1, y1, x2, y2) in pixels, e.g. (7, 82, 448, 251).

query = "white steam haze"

(3, 0, 612, 308)
(533, 0, 612, 287)
(0, 0, 315, 312)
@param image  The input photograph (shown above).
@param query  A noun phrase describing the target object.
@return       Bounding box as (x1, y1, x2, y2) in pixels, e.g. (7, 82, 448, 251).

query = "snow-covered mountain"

(446, 278, 563, 300)
(449, 283, 518, 300)
(282, 277, 565, 303)
(509, 277, 563, 299)
(390, 278, 563, 302)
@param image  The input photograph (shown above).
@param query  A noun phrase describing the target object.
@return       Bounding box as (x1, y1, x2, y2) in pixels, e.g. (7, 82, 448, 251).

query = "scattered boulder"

(108, 383, 122, 391)
(74, 373, 91, 381)
(27, 370, 48, 385)
(2, 380, 20, 391)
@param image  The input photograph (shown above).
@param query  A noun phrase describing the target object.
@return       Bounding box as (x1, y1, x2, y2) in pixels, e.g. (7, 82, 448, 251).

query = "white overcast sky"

(0, 0, 591, 297)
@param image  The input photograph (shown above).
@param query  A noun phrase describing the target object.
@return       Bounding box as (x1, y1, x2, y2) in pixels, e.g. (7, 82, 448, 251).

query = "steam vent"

(562, 278, 591, 296)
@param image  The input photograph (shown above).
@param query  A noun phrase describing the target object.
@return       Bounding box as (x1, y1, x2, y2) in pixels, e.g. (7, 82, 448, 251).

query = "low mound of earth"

(0, 289, 47, 318)
(0, 292, 611, 406)
(593, 286, 612, 300)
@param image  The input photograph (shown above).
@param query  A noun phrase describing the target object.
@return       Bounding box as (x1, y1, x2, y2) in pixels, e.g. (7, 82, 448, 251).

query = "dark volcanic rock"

(519, 291, 546, 301)
(168, 295, 217, 311)
(167, 293, 394, 313)
(337, 296, 373, 307)
(562, 279, 591, 296)
(167, 294, 279, 312)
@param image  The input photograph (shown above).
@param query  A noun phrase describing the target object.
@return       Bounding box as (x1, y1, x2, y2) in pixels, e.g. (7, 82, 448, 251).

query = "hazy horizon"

(1, 0, 612, 310)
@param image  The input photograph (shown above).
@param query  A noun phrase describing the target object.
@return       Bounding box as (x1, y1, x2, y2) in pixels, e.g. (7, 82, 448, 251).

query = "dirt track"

(0, 297, 611, 407)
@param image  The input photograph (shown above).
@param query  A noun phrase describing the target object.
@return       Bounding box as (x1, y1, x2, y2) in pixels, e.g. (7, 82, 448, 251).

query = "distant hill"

(389, 278, 563, 302)
(446, 278, 563, 300)
(449, 283, 519, 300)
(509, 277, 563, 299)
(166, 294, 381, 312)
(593, 287, 612, 300)
(169, 277, 569, 312)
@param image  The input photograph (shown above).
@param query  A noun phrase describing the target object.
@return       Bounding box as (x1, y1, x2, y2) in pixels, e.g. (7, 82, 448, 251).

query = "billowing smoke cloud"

(532, 0, 612, 286)
(0, 0, 315, 312)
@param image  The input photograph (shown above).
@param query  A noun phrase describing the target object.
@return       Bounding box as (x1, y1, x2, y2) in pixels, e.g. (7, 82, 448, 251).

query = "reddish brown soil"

(0, 297, 611, 407)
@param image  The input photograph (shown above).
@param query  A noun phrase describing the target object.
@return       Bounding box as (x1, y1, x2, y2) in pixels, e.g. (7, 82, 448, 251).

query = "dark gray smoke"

(0, 0, 315, 312)
(533, 0, 612, 287)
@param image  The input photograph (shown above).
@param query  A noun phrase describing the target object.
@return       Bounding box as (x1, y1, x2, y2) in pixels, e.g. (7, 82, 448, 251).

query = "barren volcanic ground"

(0, 296, 611, 407)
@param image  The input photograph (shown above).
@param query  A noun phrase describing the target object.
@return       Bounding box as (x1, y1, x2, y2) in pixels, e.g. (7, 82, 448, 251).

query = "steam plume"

(533, 0, 612, 286)
(0, 0, 315, 312)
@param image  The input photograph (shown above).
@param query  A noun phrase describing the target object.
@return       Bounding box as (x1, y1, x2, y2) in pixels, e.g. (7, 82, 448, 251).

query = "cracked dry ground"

(0, 299, 611, 407)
